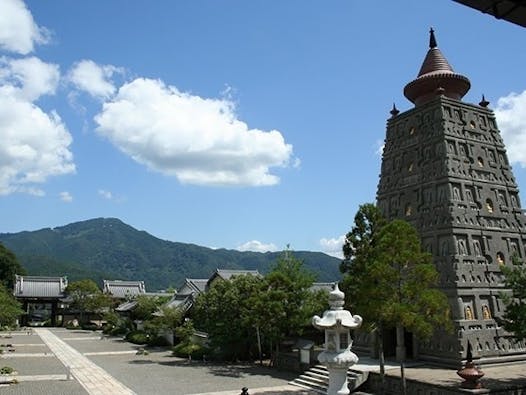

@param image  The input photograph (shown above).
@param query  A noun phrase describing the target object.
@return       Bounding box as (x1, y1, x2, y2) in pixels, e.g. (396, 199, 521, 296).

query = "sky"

(1, 0, 526, 258)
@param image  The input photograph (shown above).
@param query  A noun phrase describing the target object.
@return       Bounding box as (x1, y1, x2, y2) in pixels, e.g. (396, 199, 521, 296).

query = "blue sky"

(1, 0, 526, 257)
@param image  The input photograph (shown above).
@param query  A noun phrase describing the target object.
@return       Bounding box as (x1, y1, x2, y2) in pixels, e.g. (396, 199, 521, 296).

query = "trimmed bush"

(173, 342, 209, 360)
(0, 366, 14, 375)
(125, 330, 149, 345)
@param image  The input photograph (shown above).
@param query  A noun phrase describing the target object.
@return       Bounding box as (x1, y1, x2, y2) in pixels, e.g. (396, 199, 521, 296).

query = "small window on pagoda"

(470, 120, 476, 129)
(477, 157, 484, 167)
(405, 204, 412, 216)
(497, 252, 505, 266)
(408, 163, 414, 172)
(486, 199, 494, 213)
(482, 305, 492, 320)
(339, 333, 349, 350)
(465, 305, 474, 320)
(409, 126, 415, 135)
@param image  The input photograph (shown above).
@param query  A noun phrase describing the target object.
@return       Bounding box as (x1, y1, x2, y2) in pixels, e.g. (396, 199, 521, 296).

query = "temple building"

(375, 29, 526, 366)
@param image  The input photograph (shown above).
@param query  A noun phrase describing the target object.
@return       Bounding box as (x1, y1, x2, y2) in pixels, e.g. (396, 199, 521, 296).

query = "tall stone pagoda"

(376, 28, 526, 366)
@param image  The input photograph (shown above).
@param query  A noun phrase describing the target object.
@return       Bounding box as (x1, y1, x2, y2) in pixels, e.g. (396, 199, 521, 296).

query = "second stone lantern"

(312, 283, 363, 395)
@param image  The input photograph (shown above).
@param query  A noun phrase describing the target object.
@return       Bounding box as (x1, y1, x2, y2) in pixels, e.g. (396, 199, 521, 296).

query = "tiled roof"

(178, 278, 207, 295)
(115, 300, 138, 312)
(214, 269, 261, 281)
(103, 280, 146, 299)
(14, 275, 68, 298)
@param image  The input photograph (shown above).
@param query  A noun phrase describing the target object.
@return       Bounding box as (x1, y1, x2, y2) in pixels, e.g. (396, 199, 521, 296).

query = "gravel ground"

(0, 355, 68, 375)
(0, 380, 89, 395)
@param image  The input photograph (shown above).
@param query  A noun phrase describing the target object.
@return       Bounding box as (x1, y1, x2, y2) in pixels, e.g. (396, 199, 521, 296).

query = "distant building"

(13, 275, 68, 326)
(103, 280, 146, 300)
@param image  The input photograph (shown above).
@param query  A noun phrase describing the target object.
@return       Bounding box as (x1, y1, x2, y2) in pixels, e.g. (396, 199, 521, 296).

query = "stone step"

(290, 364, 369, 394)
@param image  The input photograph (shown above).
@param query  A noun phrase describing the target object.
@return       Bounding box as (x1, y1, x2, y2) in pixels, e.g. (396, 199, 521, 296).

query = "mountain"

(0, 218, 342, 290)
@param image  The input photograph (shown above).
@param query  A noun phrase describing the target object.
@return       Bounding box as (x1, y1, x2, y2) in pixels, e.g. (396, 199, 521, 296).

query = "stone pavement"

(35, 328, 135, 395)
(5, 328, 524, 394)
(0, 328, 299, 395)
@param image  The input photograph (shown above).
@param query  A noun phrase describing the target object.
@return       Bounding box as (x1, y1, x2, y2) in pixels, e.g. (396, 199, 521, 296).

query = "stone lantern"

(312, 283, 363, 395)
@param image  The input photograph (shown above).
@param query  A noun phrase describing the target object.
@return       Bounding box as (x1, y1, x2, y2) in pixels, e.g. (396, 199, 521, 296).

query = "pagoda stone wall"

(376, 95, 526, 366)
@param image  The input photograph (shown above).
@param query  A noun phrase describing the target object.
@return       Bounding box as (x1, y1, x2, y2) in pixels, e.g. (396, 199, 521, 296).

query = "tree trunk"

(256, 326, 263, 366)
(377, 327, 386, 394)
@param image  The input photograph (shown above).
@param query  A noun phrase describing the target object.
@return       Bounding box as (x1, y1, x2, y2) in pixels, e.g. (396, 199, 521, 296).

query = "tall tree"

(0, 284, 23, 328)
(0, 243, 26, 289)
(340, 203, 386, 301)
(340, 205, 451, 392)
(65, 279, 110, 324)
(257, 248, 325, 363)
(193, 274, 262, 360)
(500, 263, 526, 340)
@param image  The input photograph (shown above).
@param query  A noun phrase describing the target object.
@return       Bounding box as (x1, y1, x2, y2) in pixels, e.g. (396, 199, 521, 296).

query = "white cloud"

(0, 0, 49, 54)
(494, 90, 526, 168)
(375, 139, 384, 157)
(0, 56, 60, 101)
(0, 55, 75, 196)
(95, 77, 295, 186)
(0, 95, 75, 195)
(319, 235, 345, 259)
(59, 191, 73, 202)
(68, 60, 120, 99)
(98, 189, 113, 200)
(236, 240, 278, 253)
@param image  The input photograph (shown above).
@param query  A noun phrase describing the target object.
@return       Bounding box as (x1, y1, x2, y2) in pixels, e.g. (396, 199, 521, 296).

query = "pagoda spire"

(403, 28, 470, 106)
(429, 27, 437, 48)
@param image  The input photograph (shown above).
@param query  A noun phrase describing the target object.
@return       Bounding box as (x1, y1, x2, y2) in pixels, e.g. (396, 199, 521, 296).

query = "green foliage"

(0, 284, 23, 328)
(341, 205, 451, 338)
(258, 249, 325, 345)
(103, 310, 131, 335)
(125, 330, 150, 344)
(0, 366, 15, 375)
(66, 279, 111, 324)
(500, 264, 526, 340)
(194, 249, 323, 361)
(131, 295, 170, 322)
(194, 274, 262, 360)
(371, 220, 452, 338)
(0, 243, 26, 289)
(143, 304, 183, 344)
(0, 218, 341, 289)
(173, 342, 208, 359)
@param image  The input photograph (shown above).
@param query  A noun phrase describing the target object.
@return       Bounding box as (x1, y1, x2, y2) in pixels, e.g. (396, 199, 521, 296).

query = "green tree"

(341, 205, 451, 392)
(131, 295, 169, 322)
(144, 304, 183, 344)
(193, 274, 262, 360)
(0, 243, 26, 290)
(500, 263, 526, 340)
(66, 279, 110, 324)
(257, 248, 325, 364)
(0, 284, 24, 328)
(340, 203, 386, 300)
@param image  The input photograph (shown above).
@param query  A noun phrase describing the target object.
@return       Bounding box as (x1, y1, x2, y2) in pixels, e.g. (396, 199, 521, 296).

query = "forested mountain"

(0, 218, 342, 290)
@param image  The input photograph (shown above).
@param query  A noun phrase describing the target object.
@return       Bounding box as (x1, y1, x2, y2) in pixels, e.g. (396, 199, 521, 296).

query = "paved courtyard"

(0, 328, 310, 395)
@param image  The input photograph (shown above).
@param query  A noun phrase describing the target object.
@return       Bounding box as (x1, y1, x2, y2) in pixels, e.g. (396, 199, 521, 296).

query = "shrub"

(148, 335, 170, 347)
(173, 342, 209, 360)
(0, 366, 14, 375)
(81, 323, 99, 331)
(125, 330, 149, 345)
